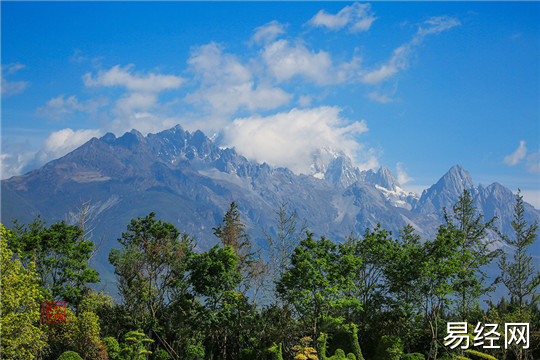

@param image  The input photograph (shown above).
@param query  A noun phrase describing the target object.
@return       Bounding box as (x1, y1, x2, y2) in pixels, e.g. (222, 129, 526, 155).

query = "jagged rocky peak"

(309, 148, 362, 188)
(413, 164, 477, 215)
(100, 132, 117, 143)
(362, 165, 400, 191)
(310, 147, 341, 177)
(377, 165, 400, 191)
(436, 164, 475, 195)
(114, 128, 146, 149)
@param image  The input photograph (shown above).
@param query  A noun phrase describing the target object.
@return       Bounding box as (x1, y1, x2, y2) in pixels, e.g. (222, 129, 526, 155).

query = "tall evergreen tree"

(214, 202, 263, 296)
(444, 190, 499, 320)
(498, 190, 540, 316)
(213, 202, 252, 269)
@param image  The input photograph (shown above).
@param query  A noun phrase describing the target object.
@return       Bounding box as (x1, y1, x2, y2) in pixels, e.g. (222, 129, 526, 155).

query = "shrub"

(57, 351, 83, 360)
(375, 335, 403, 360)
(402, 353, 425, 360)
(103, 337, 121, 360)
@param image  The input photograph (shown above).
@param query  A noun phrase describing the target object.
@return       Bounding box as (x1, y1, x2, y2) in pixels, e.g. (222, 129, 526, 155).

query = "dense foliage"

(1, 191, 538, 360)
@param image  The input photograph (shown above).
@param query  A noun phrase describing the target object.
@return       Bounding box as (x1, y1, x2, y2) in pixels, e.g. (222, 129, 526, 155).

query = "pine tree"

(213, 202, 262, 296)
(444, 190, 499, 320)
(498, 190, 540, 316)
(213, 202, 253, 271)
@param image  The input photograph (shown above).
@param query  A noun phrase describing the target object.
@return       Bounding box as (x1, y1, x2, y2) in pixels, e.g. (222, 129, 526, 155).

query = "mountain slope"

(2, 125, 538, 289)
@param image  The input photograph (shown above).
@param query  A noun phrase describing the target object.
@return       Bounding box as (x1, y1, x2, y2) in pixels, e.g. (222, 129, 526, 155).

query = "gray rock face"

(2, 125, 538, 286)
(413, 164, 476, 214)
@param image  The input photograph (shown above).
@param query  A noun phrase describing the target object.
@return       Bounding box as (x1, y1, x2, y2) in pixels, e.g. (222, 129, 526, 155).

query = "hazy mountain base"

(2, 125, 539, 296)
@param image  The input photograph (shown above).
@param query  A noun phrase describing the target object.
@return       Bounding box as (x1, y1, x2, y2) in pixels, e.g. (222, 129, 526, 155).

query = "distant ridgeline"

(1, 124, 539, 291)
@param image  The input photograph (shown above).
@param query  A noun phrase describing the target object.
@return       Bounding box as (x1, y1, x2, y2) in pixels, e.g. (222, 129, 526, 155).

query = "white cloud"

(37, 95, 109, 121)
(2, 128, 103, 179)
(80, 65, 188, 135)
(262, 39, 360, 85)
(361, 16, 460, 84)
(418, 16, 461, 37)
(504, 140, 527, 166)
(186, 42, 292, 114)
(526, 151, 539, 173)
(1, 79, 29, 96)
(1, 151, 37, 179)
(362, 64, 399, 85)
(253, 20, 286, 44)
(1, 63, 29, 96)
(83, 65, 184, 93)
(37, 128, 102, 164)
(222, 106, 375, 174)
(3, 63, 25, 76)
(308, 3, 377, 33)
(114, 93, 157, 117)
(396, 162, 413, 184)
(1, 128, 104, 179)
(367, 91, 393, 104)
(297, 95, 312, 107)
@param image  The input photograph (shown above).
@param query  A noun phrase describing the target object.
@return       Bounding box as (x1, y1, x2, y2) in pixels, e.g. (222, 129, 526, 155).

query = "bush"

(102, 337, 120, 360)
(402, 353, 425, 360)
(155, 349, 171, 359)
(375, 335, 403, 360)
(186, 343, 205, 360)
(57, 351, 83, 360)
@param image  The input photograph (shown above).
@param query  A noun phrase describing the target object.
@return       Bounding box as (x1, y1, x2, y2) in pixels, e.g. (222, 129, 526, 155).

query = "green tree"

(497, 191, 539, 360)
(8, 217, 99, 307)
(0, 224, 46, 360)
(384, 225, 426, 353)
(44, 297, 107, 360)
(277, 233, 362, 337)
(213, 202, 264, 297)
(418, 226, 461, 360)
(213, 202, 252, 272)
(119, 329, 154, 360)
(188, 244, 247, 360)
(444, 190, 499, 320)
(498, 190, 540, 315)
(109, 212, 193, 329)
(346, 225, 400, 355)
(57, 351, 83, 360)
(348, 225, 395, 310)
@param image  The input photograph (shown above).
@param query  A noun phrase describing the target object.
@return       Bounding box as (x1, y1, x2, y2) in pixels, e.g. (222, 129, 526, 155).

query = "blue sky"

(1, 2, 539, 207)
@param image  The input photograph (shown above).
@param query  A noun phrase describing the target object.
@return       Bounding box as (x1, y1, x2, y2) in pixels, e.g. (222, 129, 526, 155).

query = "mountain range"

(2, 124, 539, 289)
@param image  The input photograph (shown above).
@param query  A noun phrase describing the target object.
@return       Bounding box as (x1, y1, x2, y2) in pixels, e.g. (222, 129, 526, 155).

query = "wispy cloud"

(526, 151, 539, 173)
(361, 16, 460, 84)
(504, 140, 527, 166)
(36, 95, 109, 121)
(368, 91, 393, 104)
(396, 162, 413, 184)
(1, 63, 29, 96)
(253, 20, 287, 45)
(308, 2, 377, 33)
(223, 106, 376, 174)
(83, 65, 184, 92)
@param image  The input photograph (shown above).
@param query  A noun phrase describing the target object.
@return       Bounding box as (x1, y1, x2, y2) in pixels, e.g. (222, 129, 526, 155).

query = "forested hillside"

(1, 191, 538, 360)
